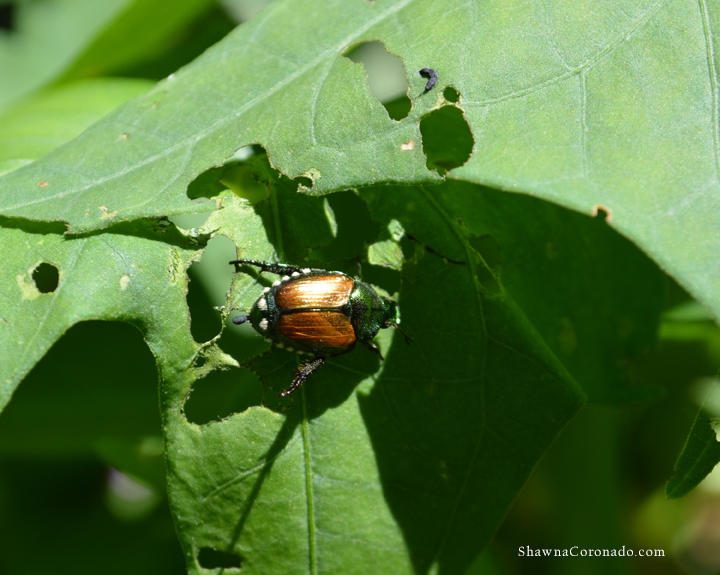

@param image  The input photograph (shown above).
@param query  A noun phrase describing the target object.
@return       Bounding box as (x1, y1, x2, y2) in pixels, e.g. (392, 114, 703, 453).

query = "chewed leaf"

(158, 186, 584, 574)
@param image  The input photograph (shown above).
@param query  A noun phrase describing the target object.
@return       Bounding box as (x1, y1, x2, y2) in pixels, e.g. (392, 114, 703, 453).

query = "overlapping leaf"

(0, 0, 716, 324)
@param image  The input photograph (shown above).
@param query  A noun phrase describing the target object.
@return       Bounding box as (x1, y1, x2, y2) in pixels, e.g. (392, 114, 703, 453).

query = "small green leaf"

(666, 381, 720, 499)
(56, 0, 217, 81)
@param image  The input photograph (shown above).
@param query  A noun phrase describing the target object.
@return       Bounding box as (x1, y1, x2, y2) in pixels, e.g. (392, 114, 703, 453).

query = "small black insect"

(418, 68, 439, 92)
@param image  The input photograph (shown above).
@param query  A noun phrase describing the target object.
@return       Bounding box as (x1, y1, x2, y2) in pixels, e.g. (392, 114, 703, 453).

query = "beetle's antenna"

(232, 314, 249, 325)
(394, 325, 412, 345)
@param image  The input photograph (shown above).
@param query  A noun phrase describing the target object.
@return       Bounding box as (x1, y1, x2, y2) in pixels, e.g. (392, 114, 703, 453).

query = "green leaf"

(246, 155, 336, 262)
(0, 0, 131, 108)
(56, 0, 220, 81)
(158, 192, 583, 574)
(397, 181, 664, 404)
(0, 0, 716, 329)
(0, 0, 217, 110)
(666, 380, 720, 499)
(0, 217, 201, 409)
(0, 78, 153, 174)
(3, 149, 659, 570)
(0, 0, 704, 571)
(0, 0, 445, 233)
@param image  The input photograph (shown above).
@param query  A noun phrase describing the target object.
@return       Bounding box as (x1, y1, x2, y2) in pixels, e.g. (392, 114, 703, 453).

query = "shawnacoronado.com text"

(518, 546, 665, 557)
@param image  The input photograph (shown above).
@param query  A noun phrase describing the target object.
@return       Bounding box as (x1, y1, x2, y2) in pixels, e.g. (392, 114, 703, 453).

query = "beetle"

(229, 259, 401, 397)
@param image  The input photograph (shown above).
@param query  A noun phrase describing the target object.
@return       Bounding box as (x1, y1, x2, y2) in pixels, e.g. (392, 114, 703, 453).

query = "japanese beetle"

(229, 259, 401, 397)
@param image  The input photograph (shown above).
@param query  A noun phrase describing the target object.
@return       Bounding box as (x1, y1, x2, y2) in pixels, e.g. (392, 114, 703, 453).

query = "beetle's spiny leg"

(229, 259, 280, 273)
(278, 358, 325, 397)
(229, 259, 313, 276)
(362, 340, 384, 361)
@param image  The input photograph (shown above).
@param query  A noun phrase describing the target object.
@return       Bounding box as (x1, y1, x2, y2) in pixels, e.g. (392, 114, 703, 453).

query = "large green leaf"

(0, 183, 584, 573)
(163, 193, 583, 574)
(0, 0, 716, 325)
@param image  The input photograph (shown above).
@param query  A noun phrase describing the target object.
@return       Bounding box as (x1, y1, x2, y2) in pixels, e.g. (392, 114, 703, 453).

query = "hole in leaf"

(0, 3, 15, 32)
(184, 367, 262, 424)
(592, 204, 614, 222)
(361, 263, 401, 295)
(294, 174, 313, 189)
(308, 191, 380, 263)
(222, 0, 274, 23)
(186, 144, 265, 203)
(0, 321, 161, 456)
(475, 262, 501, 296)
(443, 86, 460, 103)
(32, 262, 59, 293)
(221, 163, 270, 204)
(197, 547, 242, 569)
(344, 41, 411, 121)
(187, 236, 236, 344)
(186, 166, 228, 200)
(381, 94, 412, 121)
(419, 104, 474, 175)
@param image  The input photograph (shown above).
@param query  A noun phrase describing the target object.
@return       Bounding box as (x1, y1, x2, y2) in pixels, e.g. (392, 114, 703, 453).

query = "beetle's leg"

(394, 324, 413, 345)
(229, 259, 313, 276)
(362, 340, 384, 361)
(278, 357, 325, 397)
